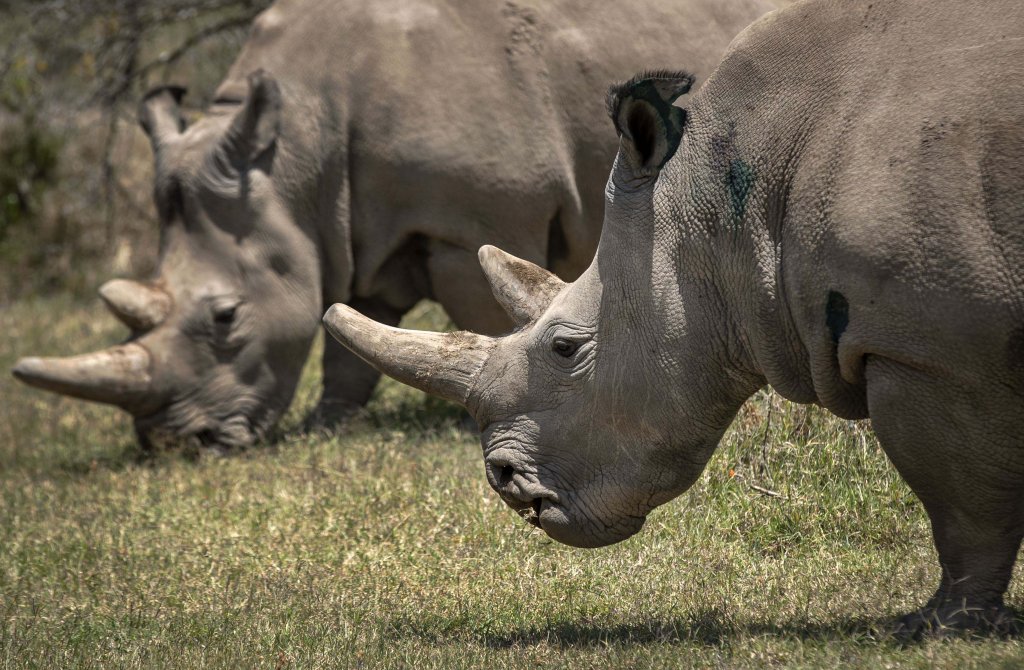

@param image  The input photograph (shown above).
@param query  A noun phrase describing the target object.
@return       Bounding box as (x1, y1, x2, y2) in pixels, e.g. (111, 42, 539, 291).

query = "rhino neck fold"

(669, 154, 817, 409)
(661, 15, 865, 414)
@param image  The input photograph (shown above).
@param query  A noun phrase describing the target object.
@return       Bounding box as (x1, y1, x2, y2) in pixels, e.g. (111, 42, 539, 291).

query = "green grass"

(2, 295, 1023, 668)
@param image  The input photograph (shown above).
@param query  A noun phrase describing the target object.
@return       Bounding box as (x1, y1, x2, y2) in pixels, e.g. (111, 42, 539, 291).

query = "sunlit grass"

(1, 295, 1022, 668)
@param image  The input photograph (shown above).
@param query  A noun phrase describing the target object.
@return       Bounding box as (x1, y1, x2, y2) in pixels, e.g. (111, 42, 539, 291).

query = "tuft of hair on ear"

(605, 69, 694, 131)
(605, 69, 695, 173)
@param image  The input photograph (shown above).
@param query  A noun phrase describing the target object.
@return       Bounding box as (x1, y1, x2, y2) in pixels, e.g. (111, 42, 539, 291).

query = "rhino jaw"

(535, 497, 646, 548)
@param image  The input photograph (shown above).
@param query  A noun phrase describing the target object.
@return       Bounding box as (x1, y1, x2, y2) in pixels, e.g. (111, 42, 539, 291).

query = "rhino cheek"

(126, 333, 282, 449)
(132, 390, 267, 450)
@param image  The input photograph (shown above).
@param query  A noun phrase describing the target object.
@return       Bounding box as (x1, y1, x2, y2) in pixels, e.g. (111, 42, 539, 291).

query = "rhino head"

(323, 72, 765, 547)
(13, 70, 322, 450)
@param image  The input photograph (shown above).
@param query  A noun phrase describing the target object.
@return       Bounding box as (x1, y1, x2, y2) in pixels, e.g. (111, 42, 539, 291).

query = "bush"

(0, 0, 269, 301)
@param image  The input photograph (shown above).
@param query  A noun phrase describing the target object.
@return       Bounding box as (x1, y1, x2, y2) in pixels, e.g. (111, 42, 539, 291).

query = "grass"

(2, 295, 1023, 668)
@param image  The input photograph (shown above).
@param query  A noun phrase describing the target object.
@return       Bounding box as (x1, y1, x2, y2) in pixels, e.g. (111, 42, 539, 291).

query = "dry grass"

(2, 297, 1023, 668)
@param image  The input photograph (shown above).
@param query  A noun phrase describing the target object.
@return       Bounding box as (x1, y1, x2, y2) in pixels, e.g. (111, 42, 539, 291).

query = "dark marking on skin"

(710, 124, 756, 231)
(826, 291, 849, 344)
(727, 158, 755, 221)
(1008, 326, 1024, 394)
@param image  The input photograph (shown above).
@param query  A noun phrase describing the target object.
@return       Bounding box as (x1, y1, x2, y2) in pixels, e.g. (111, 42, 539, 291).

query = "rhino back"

(683, 0, 1024, 414)
(213, 0, 771, 290)
(790, 0, 1024, 407)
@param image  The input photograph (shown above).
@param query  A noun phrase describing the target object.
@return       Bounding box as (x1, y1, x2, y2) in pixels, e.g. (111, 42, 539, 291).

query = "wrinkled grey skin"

(11, 0, 770, 449)
(324, 0, 1024, 635)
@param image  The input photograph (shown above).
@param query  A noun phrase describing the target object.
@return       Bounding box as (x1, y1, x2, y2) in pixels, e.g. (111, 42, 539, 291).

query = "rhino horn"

(12, 343, 152, 409)
(138, 85, 188, 151)
(99, 279, 172, 331)
(322, 303, 494, 405)
(478, 245, 565, 326)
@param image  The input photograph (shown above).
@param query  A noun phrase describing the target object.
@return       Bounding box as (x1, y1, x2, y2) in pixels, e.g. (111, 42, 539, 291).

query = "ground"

(2, 296, 1023, 668)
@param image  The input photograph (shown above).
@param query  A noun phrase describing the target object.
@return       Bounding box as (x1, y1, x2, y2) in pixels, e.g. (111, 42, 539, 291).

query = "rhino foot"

(889, 602, 1019, 641)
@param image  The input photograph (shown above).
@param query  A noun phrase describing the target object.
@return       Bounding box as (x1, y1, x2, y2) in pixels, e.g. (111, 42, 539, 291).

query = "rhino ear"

(606, 70, 694, 176)
(478, 245, 566, 327)
(220, 69, 281, 167)
(138, 85, 188, 152)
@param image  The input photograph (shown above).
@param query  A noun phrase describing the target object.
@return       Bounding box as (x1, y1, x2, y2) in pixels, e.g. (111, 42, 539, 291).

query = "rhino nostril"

(499, 464, 514, 485)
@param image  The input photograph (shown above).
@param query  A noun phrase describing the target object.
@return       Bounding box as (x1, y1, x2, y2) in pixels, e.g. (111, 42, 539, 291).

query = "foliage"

(0, 113, 61, 244)
(1, 298, 1022, 668)
(0, 0, 270, 302)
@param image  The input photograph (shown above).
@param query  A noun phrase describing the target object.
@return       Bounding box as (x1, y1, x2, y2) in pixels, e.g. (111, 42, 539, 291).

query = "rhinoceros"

(11, 0, 770, 449)
(323, 0, 1024, 635)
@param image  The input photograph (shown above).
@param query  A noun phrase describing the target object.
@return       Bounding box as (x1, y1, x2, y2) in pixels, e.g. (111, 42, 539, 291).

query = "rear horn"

(99, 279, 172, 332)
(478, 245, 565, 326)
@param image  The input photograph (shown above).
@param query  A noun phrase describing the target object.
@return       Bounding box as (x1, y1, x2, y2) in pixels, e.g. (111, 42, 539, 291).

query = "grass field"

(2, 296, 1023, 669)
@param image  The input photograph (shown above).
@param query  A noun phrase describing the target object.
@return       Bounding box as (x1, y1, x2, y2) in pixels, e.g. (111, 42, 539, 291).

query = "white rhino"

(11, 0, 770, 449)
(324, 0, 1024, 635)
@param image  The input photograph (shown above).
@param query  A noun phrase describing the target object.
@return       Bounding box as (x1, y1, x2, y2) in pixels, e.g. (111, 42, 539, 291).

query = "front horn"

(322, 304, 494, 405)
(99, 279, 172, 331)
(12, 343, 152, 409)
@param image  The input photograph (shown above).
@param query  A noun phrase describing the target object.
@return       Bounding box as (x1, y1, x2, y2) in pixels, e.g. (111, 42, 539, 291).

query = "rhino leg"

(865, 357, 1024, 638)
(307, 298, 405, 427)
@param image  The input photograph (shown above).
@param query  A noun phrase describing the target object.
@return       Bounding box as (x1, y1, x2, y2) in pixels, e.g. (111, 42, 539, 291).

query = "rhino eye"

(213, 305, 237, 325)
(552, 337, 579, 358)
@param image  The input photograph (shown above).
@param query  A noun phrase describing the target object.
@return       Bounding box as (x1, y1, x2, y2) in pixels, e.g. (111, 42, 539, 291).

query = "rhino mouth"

(519, 498, 545, 528)
(134, 407, 263, 452)
(515, 488, 651, 548)
(503, 491, 549, 528)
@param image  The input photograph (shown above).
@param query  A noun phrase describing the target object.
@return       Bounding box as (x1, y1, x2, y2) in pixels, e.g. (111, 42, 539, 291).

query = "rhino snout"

(484, 446, 650, 548)
(484, 452, 559, 522)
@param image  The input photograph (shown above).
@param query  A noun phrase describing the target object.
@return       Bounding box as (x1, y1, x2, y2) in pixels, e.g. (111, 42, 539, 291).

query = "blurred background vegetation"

(0, 0, 272, 302)
(0, 0, 801, 305)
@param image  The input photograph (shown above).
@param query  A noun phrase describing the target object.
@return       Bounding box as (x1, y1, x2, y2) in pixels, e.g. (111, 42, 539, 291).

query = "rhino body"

(326, 0, 1024, 634)
(12, 0, 770, 448)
